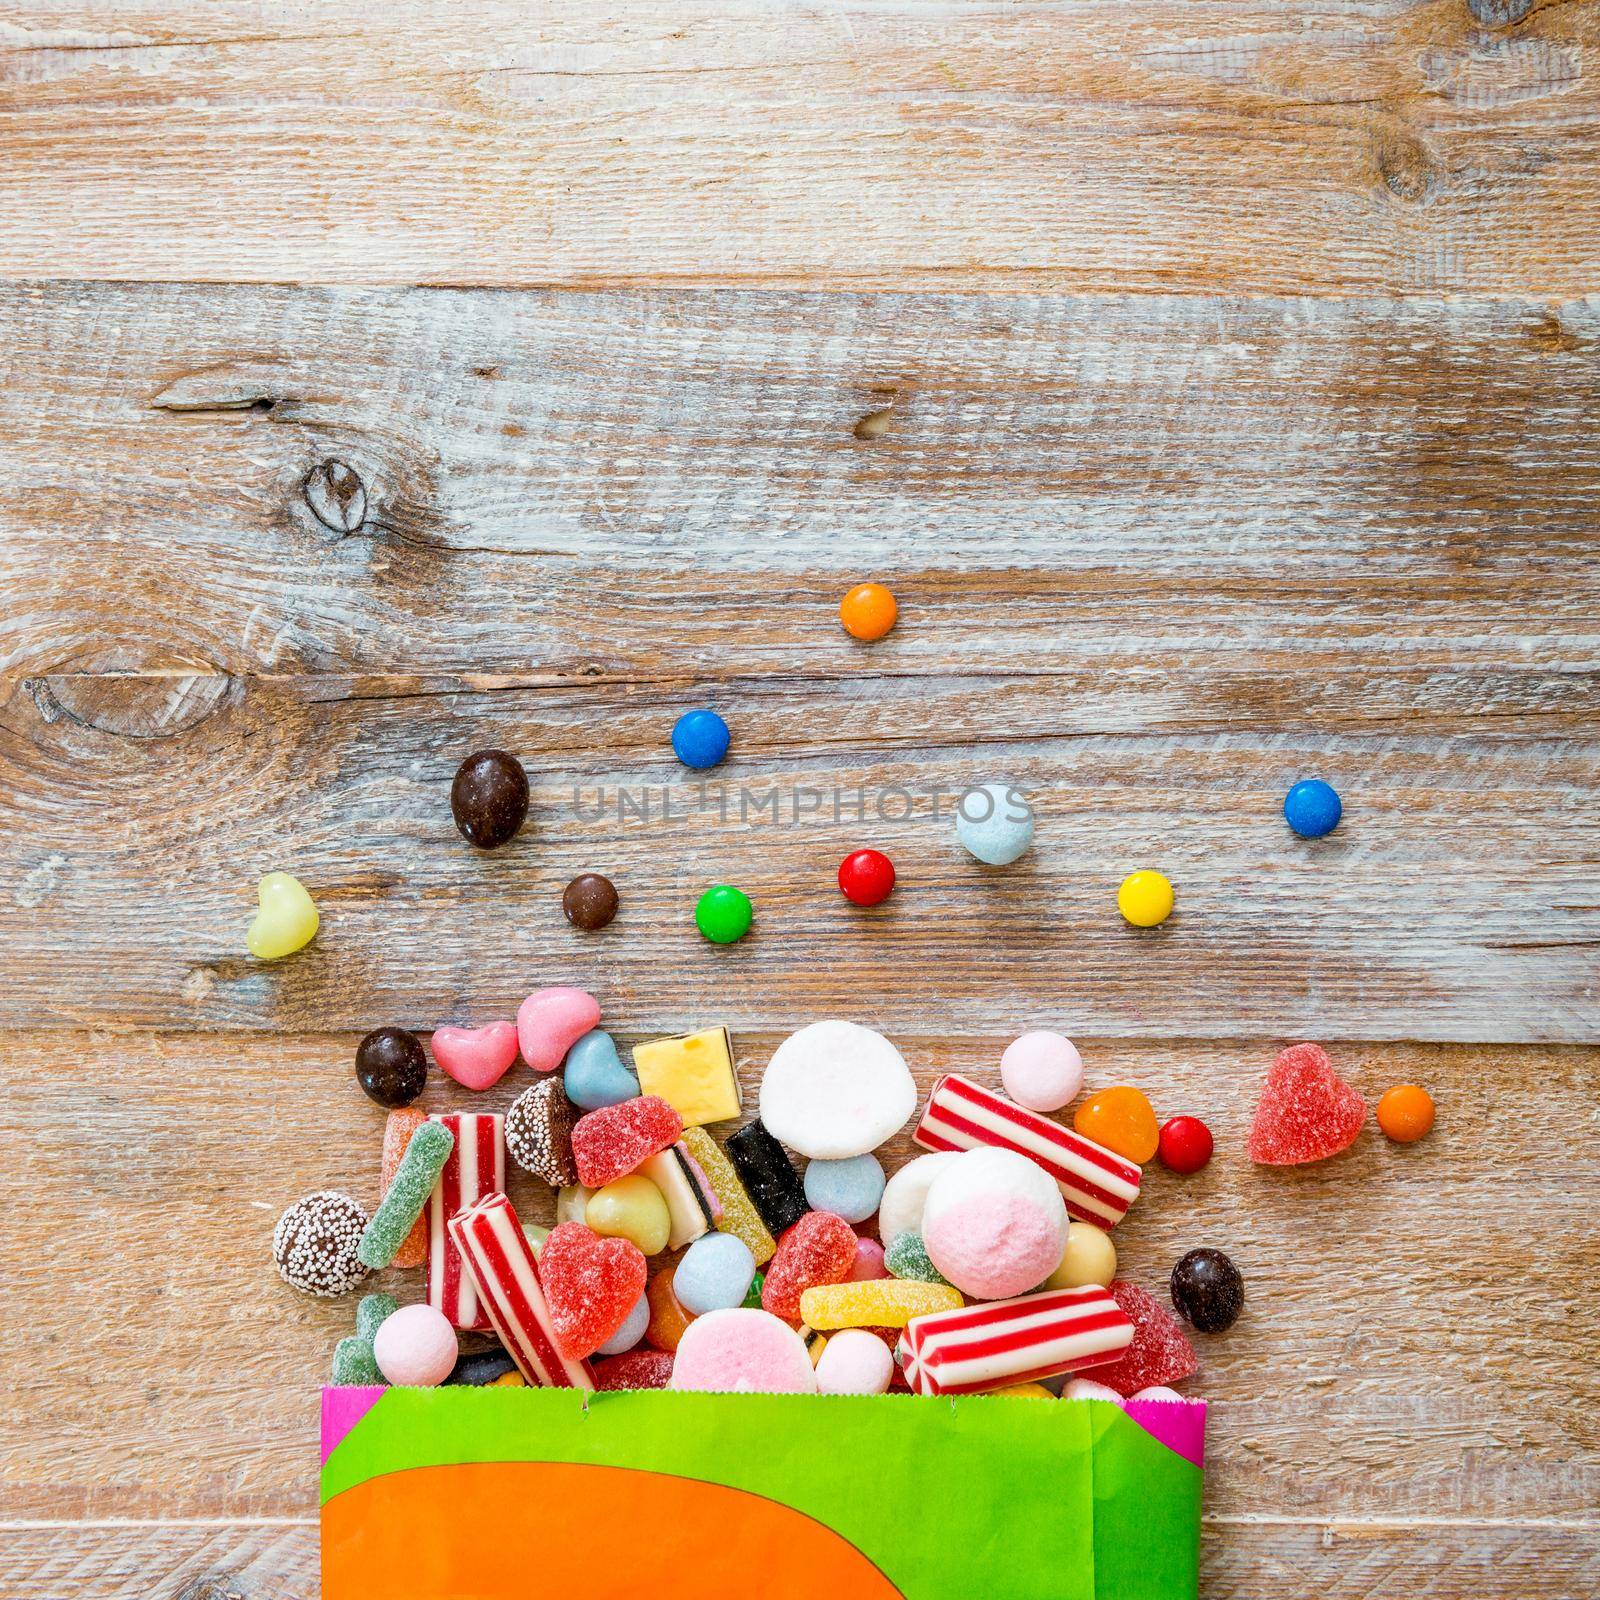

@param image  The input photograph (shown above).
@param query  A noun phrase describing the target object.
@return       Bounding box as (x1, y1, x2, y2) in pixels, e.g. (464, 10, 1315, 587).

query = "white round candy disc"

(758, 1020, 916, 1160)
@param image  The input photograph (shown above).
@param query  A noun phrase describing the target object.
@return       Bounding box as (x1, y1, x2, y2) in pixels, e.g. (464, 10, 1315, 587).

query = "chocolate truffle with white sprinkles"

(505, 1077, 579, 1187)
(273, 1190, 370, 1297)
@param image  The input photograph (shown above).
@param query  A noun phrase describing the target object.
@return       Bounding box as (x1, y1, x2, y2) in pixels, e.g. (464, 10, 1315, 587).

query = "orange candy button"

(1377, 1084, 1435, 1143)
(839, 582, 898, 641)
(1073, 1087, 1160, 1165)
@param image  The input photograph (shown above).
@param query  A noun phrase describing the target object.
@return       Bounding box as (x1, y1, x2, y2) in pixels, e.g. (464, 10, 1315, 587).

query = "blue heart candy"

(563, 1028, 640, 1111)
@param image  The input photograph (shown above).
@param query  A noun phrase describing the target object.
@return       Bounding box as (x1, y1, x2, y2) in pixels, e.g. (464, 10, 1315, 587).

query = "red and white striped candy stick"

(449, 1193, 595, 1390)
(427, 1112, 505, 1330)
(896, 1286, 1133, 1397)
(913, 1074, 1141, 1228)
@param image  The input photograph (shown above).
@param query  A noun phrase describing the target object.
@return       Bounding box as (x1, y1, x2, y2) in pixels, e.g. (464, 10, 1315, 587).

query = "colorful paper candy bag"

(321, 1387, 1204, 1599)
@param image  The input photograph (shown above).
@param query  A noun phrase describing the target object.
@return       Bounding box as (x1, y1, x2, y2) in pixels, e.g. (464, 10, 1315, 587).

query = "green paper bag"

(321, 1387, 1204, 1599)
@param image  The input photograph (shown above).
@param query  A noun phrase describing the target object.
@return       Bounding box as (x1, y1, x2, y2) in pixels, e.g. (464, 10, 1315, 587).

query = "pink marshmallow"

(516, 987, 601, 1074)
(372, 1303, 458, 1387)
(669, 1308, 819, 1395)
(921, 1147, 1069, 1301)
(1000, 1031, 1084, 1114)
(848, 1236, 888, 1282)
(815, 1328, 894, 1395)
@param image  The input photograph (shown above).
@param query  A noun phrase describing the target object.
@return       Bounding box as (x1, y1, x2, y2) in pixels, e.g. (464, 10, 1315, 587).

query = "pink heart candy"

(431, 1020, 519, 1092)
(517, 986, 602, 1074)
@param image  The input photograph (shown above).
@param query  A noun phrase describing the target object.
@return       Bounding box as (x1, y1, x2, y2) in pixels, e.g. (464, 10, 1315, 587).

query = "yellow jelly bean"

(1044, 1221, 1118, 1290)
(1074, 1086, 1160, 1165)
(1117, 870, 1174, 928)
(799, 1279, 963, 1330)
(247, 871, 319, 959)
(990, 1383, 1055, 1399)
(586, 1175, 671, 1256)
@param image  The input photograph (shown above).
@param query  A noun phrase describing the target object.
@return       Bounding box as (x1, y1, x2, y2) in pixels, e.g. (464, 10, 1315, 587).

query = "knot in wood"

(1466, 0, 1535, 25)
(303, 459, 368, 534)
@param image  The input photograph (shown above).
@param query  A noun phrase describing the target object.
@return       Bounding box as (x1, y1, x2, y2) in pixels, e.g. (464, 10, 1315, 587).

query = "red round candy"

(1158, 1116, 1214, 1175)
(838, 849, 896, 907)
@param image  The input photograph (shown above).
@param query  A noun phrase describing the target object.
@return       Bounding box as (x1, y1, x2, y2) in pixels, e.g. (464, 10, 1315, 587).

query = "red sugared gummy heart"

(572, 1095, 684, 1188)
(1247, 1042, 1366, 1165)
(537, 1222, 647, 1359)
(1090, 1280, 1198, 1397)
(761, 1211, 857, 1323)
(593, 1348, 676, 1391)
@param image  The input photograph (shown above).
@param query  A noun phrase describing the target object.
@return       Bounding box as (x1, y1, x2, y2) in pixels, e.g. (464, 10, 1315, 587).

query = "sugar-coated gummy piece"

(914, 1074, 1141, 1229)
(273, 1190, 369, 1297)
(358, 1120, 455, 1269)
(446, 1347, 521, 1386)
(1073, 1087, 1160, 1166)
(877, 1153, 959, 1245)
(638, 1145, 715, 1250)
(356, 1293, 400, 1343)
(849, 1236, 888, 1282)
(555, 1185, 593, 1225)
(883, 1231, 950, 1286)
(537, 1221, 649, 1359)
(1044, 1222, 1117, 1291)
(379, 1111, 430, 1269)
(679, 1128, 773, 1264)
(372, 1303, 459, 1387)
(896, 1286, 1134, 1396)
(563, 1030, 640, 1112)
(814, 1328, 895, 1395)
(1247, 1042, 1366, 1165)
(1063, 1377, 1125, 1403)
(427, 1113, 506, 1331)
(596, 1288, 650, 1356)
(632, 1027, 741, 1128)
(1088, 1281, 1198, 1397)
(670, 1307, 819, 1395)
(572, 1096, 684, 1189)
(725, 1120, 808, 1237)
(516, 986, 603, 1075)
(505, 1077, 579, 1186)
(332, 1335, 384, 1387)
(593, 1348, 676, 1392)
(762, 1211, 857, 1323)
(955, 781, 1035, 866)
(759, 1020, 917, 1159)
(800, 1279, 963, 1330)
(430, 1019, 519, 1093)
(645, 1266, 695, 1352)
(802, 1154, 885, 1224)
(674, 1232, 757, 1315)
(448, 1193, 596, 1389)
(585, 1175, 671, 1256)
(921, 1146, 1069, 1301)
(1000, 1031, 1083, 1114)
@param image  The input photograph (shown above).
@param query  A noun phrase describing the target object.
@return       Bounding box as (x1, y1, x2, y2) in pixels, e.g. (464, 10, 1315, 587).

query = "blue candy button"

(1283, 778, 1342, 838)
(671, 708, 731, 770)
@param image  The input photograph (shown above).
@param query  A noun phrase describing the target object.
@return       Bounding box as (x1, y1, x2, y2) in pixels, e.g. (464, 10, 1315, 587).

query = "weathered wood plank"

(1, 2, 1599, 292)
(3, 1033, 1596, 1526)
(4, 285, 1599, 678)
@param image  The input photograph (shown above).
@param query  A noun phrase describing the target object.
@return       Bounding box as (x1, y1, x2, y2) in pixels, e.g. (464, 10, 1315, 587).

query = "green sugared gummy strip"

(356, 1292, 399, 1343)
(332, 1335, 384, 1386)
(356, 1120, 455, 1269)
(884, 1230, 951, 1286)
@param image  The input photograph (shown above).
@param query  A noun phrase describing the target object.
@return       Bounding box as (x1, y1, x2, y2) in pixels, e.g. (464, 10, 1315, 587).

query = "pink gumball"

(815, 1328, 894, 1395)
(372, 1304, 458, 1387)
(921, 1147, 1068, 1301)
(1000, 1031, 1083, 1113)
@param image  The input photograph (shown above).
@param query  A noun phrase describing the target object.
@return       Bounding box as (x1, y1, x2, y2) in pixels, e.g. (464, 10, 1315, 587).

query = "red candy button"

(1157, 1115, 1213, 1175)
(838, 849, 896, 907)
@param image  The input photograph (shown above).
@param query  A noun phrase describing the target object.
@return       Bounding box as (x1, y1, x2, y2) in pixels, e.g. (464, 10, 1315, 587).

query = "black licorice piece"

(446, 1347, 520, 1386)
(727, 1119, 808, 1236)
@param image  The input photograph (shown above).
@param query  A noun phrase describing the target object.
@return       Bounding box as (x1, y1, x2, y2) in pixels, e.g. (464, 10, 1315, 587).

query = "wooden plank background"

(2, 2, 1598, 1596)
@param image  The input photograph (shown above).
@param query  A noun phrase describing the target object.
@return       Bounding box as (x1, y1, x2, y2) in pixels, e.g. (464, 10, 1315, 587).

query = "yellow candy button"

(1117, 870, 1174, 928)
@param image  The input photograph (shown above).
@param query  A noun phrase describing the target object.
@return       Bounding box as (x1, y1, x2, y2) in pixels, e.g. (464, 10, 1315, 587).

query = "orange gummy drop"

(644, 1265, 695, 1352)
(1377, 1084, 1435, 1143)
(1073, 1087, 1160, 1165)
(839, 583, 898, 642)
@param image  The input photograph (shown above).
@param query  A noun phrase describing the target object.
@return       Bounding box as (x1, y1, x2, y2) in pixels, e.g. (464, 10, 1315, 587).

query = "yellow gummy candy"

(633, 1027, 741, 1127)
(586, 1175, 671, 1256)
(799, 1280, 963, 1330)
(247, 871, 318, 960)
(680, 1128, 776, 1266)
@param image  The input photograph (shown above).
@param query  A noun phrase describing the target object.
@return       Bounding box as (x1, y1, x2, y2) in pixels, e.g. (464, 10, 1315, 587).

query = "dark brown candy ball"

(562, 872, 619, 931)
(356, 1027, 428, 1108)
(451, 749, 529, 849)
(1170, 1247, 1244, 1334)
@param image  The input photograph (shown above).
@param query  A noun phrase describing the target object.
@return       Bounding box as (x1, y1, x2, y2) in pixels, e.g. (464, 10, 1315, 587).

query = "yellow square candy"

(632, 1026, 741, 1128)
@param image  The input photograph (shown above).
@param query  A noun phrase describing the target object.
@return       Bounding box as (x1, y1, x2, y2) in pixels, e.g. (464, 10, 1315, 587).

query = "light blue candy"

(673, 1232, 756, 1315)
(563, 1029, 639, 1111)
(803, 1153, 885, 1225)
(956, 780, 1035, 866)
(595, 1287, 650, 1356)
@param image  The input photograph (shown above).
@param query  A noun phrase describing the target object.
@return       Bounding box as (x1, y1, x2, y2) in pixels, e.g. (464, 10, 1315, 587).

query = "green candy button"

(695, 884, 753, 944)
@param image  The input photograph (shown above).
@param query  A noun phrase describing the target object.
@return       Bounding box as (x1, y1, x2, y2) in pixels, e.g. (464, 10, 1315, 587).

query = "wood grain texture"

(4, 1033, 1597, 1530)
(2, 2, 1600, 292)
(4, 285, 1600, 678)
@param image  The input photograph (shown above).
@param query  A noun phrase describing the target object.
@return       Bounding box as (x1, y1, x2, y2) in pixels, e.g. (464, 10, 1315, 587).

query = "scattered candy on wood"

(1000, 1031, 1083, 1114)
(674, 1232, 758, 1315)
(426, 1112, 506, 1331)
(839, 581, 898, 641)
(504, 1077, 579, 1187)
(572, 1096, 684, 1189)
(1377, 1083, 1435, 1144)
(359, 1118, 454, 1269)
(595, 1288, 651, 1357)
(1169, 1248, 1243, 1334)
(671, 708, 731, 770)
(693, 1124, 782, 1261)
(837, 848, 896, 906)
(1283, 778, 1342, 839)
(562, 872, 619, 931)
(373, 1303, 458, 1387)
(1073, 1086, 1160, 1166)
(355, 1027, 428, 1109)
(450, 749, 529, 849)
(1043, 1221, 1117, 1291)
(1117, 870, 1174, 928)
(800, 1279, 963, 1330)
(671, 1307, 819, 1395)
(956, 781, 1035, 866)
(632, 1026, 741, 1127)
(695, 883, 753, 944)
(803, 1153, 885, 1225)
(379, 1110, 430, 1268)
(247, 871, 319, 959)
(1157, 1115, 1214, 1175)
(760, 1020, 917, 1159)
(585, 1175, 672, 1256)
(517, 986, 602, 1075)
(762, 1211, 858, 1323)
(877, 1152, 959, 1244)
(431, 1020, 519, 1093)
(274, 1190, 369, 1297)
(1247, 1042, 1365, 1165)
(1090, 1281, 1198, 1397)
(538, 1221, 650, 1360)
(814, 1327, 895, 1394)
(921, 1147, 1069, 1301)
(562, 1029, 639, 1111)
